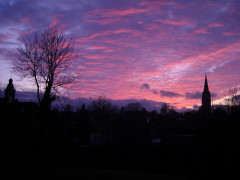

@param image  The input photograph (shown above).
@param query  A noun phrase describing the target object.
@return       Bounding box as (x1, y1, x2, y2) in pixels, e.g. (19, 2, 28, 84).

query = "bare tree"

(12, 27, 76, 111)
(91, 96, 112, 112)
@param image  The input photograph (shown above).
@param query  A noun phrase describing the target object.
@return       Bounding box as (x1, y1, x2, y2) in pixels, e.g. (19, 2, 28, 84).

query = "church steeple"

(204, 74, 209, 92)
(202, 74, 211, 112)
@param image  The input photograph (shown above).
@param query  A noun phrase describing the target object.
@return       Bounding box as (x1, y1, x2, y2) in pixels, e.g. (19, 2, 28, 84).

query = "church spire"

(202, 74, 211, 113)
(204, 73, 210, 92)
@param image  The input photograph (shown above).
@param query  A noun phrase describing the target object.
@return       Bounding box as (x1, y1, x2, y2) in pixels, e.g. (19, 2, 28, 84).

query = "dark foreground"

(0, 144, 237, 180)
(0, 167, 195, 180)
(0, 102, 239, 179)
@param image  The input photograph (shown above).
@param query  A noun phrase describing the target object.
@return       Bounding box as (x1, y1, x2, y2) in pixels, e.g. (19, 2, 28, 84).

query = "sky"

(0, 0, 240, 110)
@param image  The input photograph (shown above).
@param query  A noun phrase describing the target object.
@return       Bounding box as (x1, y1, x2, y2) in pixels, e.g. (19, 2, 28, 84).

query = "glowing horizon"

(0, 0, 240, 110)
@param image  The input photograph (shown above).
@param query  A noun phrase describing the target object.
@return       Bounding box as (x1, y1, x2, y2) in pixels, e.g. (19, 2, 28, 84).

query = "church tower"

(202, 74, 211, 112)
(5, 78, 16, 103)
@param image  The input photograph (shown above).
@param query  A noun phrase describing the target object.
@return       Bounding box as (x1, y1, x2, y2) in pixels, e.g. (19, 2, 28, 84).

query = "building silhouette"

(4, 78, 16, 103)
(202, 74, 211, 112)
(0, 78, 38, 112)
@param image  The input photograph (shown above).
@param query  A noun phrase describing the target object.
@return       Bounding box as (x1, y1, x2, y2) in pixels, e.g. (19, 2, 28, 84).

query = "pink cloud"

(0, 34, 11, 40)
(112, 28, 133, 34)
(83, 54, 107, 60)
(49, 15, 61, 27)
(87, 7, 148, 18)
(222, 31, 238, 36)
(49, 14, 67, 30)
(75, 30, 114, 42)
(84, 62, 102, 65)
(10, 28, 34, 36)
(86, 46, 106, 50)
(194, 27, 210, 34)
(208, 22, 224, 28)
(194, 21, 224, 34)
(154, 18, 193, 27)
(104, 49, 114, 53)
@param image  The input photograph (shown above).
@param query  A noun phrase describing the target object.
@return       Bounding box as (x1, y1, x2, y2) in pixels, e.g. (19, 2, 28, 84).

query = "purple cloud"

(140, 83, 150, 90)
(211, 93, 218, 99)
(185, 91, 202, 99)
(159, 90, 181, 98)
(185, 91, 217, 99)
(15, 91, 38, 102)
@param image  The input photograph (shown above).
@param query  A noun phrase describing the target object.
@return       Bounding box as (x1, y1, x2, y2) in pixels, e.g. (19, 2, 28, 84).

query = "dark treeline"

(0, 97, 240, 178)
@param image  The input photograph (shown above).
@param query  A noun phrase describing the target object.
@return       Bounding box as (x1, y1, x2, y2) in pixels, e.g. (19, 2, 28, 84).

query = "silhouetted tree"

(119, 102, 149, 148)
(12, 27, 76, 111)
(160, 103, 169, 116)
(90, 96, 116, 143)
(58, 94, 72, 112)
(91, 96, 112, 112)
(125, 102, 144, 112)
(160, 103, 176, 117)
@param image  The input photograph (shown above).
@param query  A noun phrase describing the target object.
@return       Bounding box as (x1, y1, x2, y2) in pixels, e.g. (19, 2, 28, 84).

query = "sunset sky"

(0, 0, 240, 110)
